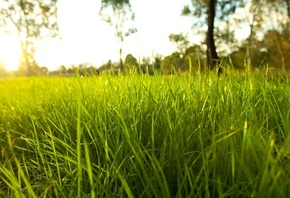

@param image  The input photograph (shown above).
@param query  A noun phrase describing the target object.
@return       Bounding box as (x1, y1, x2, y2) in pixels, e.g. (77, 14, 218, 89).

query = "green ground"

(0, 71, 290, 197)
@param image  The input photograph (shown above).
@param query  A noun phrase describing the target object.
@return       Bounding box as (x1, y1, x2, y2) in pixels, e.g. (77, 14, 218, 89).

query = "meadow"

(0, 70, 290, 197)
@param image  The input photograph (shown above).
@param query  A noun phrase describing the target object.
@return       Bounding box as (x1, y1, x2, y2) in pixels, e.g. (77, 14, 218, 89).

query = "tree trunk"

(206, 0, 221, 74)
(119, 47, 124, 72)
(285, 0, 290, 39)
(286, 0, 290, 21)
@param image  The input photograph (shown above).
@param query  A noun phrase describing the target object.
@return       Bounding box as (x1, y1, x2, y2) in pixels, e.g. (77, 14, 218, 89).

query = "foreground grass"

(0, 72, 290, 197)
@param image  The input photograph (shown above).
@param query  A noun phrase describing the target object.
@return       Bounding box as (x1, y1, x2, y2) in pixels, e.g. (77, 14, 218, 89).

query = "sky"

(0, 0, 195, 71)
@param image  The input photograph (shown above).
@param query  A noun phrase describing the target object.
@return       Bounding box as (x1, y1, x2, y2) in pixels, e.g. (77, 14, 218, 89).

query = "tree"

(206, 0, 219, 72)
(169, 33, 190, 54)
(263, 29, 290, 71)
(161, 52, 185, 74)
(229, 38, 268, 70)
(169, 32, 205, 73)
(124, 53, 138, 72)
(58, 65, 67, 73)
(262, 0, 290, 72)
(99, 0, 137, 72)
(0, 0, 58, 76)
(183, 0, 245, 74)
(236, 0, 290, 71)
(240, 0, 263, 70)
(238, 0, 290, 72)
(184, 45, 204, 73)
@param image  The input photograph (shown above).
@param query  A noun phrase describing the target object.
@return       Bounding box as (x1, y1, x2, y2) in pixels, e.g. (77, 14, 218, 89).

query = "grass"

(0, 70, 290, 197)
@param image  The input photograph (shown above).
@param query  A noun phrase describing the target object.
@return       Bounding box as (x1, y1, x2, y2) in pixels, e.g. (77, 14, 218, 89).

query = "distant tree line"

(181, 0, 290, 73)
(0, 0, 289, 77)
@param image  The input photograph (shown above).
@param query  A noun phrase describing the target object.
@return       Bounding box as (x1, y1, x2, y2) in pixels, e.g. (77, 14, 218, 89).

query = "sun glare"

(3, 56, 19, 71)
(0, 36, 21, 71)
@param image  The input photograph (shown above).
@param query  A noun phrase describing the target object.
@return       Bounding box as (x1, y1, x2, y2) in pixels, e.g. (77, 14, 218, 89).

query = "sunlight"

(0, 0, 192, 71)
(0, 36, 21, 71)
(3, 56, 19, 71)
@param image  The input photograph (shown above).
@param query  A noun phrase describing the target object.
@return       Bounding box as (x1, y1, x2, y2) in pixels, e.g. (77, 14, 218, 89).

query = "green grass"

(0, 71, 290, 197)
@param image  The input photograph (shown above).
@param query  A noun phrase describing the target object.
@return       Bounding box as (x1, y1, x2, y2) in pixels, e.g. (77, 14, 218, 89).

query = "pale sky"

(0, 0, 195, 71)
(0, 1, 264, 72)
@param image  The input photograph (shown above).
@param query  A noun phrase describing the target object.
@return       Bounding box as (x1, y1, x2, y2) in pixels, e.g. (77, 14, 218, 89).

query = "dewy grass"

(0, 71, 290, 197)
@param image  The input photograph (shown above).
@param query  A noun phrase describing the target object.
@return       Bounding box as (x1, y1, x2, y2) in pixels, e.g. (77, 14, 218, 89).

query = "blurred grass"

(0, 71, 290, 197)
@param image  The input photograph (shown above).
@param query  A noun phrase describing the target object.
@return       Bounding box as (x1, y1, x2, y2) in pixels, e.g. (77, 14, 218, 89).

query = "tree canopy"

(0, 0, 59, 76)
(99, 0, 137, 72)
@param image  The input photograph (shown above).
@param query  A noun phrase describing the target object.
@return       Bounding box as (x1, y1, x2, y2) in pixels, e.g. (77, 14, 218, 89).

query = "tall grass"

(0, 71, 290, 197)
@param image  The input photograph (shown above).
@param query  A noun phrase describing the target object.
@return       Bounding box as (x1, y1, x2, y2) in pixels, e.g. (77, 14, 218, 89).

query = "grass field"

(0, 71, 290, 197)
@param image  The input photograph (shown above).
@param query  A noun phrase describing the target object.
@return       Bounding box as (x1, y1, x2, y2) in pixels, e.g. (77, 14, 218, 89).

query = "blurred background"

(0, 0, 289, 77)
